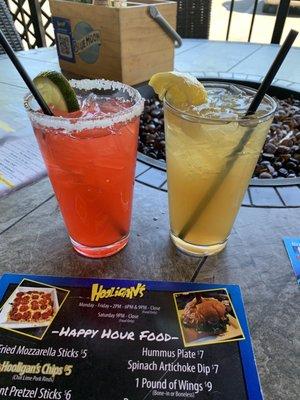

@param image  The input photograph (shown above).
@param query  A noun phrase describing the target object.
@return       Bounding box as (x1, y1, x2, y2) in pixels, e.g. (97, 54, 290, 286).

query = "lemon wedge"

(149, 72, 207, 109)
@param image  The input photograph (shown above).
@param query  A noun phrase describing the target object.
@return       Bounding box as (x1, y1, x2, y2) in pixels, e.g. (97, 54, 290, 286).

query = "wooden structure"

(50, 0, 177, 85)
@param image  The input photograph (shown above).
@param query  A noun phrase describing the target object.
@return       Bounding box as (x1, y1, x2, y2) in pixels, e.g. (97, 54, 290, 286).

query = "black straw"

(0, 29, 53, 116)
(246, 29, 298, 116)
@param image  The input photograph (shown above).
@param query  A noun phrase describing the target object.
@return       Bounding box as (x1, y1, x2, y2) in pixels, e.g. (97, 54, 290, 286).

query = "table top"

(0, 41, 299, 400)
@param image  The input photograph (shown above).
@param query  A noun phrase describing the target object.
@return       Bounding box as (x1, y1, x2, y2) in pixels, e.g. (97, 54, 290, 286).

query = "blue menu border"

(0, 273, 263, 400)
(283, 237, 300, 284)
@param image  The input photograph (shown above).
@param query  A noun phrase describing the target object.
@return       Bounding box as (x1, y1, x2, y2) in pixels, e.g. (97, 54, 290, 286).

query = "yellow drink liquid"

(164, 83, 276, 256)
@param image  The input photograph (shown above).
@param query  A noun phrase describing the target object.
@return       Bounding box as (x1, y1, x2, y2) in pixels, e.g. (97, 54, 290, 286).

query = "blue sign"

(283, 237, 300, 284)
(52, 16, 75, 63)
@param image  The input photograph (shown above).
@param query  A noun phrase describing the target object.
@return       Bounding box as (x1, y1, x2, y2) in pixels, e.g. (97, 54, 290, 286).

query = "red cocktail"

(25, 79, 143, 258)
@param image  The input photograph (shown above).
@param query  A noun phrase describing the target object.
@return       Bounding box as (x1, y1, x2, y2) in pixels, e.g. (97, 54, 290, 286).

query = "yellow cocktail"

(164, 82, 276, 255)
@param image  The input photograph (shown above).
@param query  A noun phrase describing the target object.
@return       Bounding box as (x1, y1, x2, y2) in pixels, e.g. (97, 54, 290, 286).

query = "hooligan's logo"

(90, 283, 146, 301)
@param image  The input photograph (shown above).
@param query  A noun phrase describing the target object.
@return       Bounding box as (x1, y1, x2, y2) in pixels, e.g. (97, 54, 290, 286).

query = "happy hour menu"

(0, 274, 263, 400)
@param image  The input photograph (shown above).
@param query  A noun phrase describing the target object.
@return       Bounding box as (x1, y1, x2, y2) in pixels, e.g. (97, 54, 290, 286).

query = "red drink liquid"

(26, 81, 143, 258)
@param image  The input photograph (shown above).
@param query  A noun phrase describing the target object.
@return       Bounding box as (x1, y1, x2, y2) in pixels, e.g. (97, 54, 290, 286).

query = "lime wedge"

(149, 71, 207, 109)
(33, 71, 80, 113)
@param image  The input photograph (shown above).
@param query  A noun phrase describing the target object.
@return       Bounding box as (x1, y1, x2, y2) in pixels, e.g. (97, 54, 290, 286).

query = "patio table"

(0, 41, 299, 400)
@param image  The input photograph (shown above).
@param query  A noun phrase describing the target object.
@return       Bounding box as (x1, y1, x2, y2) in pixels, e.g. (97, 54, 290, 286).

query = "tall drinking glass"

(25, 79, 144, 258)
(164, 82, 277, 256)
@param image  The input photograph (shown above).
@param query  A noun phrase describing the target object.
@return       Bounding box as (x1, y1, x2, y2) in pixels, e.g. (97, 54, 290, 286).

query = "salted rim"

(164, 81, 277, 124)
(24, 79, 144, 132)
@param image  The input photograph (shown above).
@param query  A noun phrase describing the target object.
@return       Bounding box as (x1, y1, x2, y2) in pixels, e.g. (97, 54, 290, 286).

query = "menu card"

(0, 274, 262, 399)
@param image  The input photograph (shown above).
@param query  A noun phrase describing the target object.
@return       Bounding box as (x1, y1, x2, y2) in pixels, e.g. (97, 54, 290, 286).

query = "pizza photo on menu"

(7, 288, 56, 323)
(0, 279, 69, 339)
(174, 288, 245, 347)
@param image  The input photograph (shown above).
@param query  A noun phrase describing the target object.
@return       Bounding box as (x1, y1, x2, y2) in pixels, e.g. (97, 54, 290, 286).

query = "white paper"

(0, 125, 46, 196)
